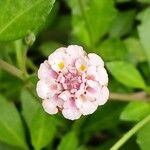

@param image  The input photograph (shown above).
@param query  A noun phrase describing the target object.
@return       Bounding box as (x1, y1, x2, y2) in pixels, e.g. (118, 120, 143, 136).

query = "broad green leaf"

(110, 10, 136, 38)
(0, 71, 22, 101)
(96, 137, 139, 150)
(137, 0, 150, 3)
(0, 95, 27, 149)
(21, 90, 57, 150)
(124, 38, 146, 64)
(137, 121, 150, 150)
(57, 131, 78, 150)
(107, 61, 146, 89)
(68, 0, 117, 46)
(117, 0, 130, 2)
(120, 102, 150, 122)
(0, 0, 55, 42)
(83, 102, 125, 137)
(0, 142, 21, 150)
(138, 8, 150, 66)
(97, 38, 127, 61)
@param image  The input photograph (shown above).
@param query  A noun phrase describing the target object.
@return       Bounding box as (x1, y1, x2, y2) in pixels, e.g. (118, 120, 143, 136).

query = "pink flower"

(36, 45, 109, 120)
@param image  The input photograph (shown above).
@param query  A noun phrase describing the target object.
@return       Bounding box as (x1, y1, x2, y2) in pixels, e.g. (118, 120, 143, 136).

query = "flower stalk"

(110, 114, 150, 150)
(0, 59, 23, 80)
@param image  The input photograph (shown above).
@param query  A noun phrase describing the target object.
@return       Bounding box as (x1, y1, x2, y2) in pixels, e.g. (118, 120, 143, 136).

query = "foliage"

(0, 0, 150, 150)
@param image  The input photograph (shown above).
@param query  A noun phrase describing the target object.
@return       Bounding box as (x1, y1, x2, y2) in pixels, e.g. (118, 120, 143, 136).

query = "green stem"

(78, 0, 94, 46)
(110, 92, 150, 102)
(15, 40, 27, 77)
(110, 114, 150, 150)
(0, 59, 23, 80)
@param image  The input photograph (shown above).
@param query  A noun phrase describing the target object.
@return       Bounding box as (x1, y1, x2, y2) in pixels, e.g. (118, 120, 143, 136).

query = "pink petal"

(86, 87, 97, 94)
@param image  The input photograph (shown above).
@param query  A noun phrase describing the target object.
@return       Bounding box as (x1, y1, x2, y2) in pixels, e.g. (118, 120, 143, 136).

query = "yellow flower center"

(58, 62, 64, 70)
(79, 64, 86, 72)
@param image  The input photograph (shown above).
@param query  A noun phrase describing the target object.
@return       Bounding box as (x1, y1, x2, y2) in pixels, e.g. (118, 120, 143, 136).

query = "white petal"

(38, 61, 57, 80)
(62, 108, 81, 120)
(76, 95, 98, 115)
(86, 66, 97, 81)
(58, 91, 70, 101)
(97, 67, 108, 85)
(96, 86, 109, 105)
(76, 96, 98, 115)
(86, 80, 102, 100)
(75, 58, 87, 72)
(66, 45, 86, 58)
(87, 66, 96, 75)
(36, 80, 50, 99)
(42, 99, 58, 114)
(54, 47, 66, 54)
(38, 62, 49, 79)
(88, 53, 104, 67)
(48, 51, 69, 73)
(75, 83, 85, 98)
(62, 100, 81, 120)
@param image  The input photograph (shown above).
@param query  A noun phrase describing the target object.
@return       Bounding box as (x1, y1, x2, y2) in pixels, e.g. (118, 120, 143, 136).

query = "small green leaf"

(137, 121, 150, 150)
(0, 95, 27, 149)
(138, 8, 150, 66)
(57, 131, 78, 150)
(124, 37, 146, 64)
(120, 102, 150, 122)
(137, 0, 150, 3)
(83, 102, 125, 137)
(0, 142, 22, 150)
(97, 38, 127, 61)
(110, 10, 136, 38)
(68, 0, 117, 46)
(107, 61, 146, 89)
(21, 90, 57, 150)
(0, 0, 55, 42)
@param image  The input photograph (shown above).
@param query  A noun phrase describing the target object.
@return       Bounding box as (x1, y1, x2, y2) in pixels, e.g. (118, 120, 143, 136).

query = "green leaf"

(124, 37, 146, 64)
(137, 121, 150, 150)
(68, 0, 117, 46)
(0, 71, 22, 101)
(83, 102, 125, 136)
(107, 61, 146, 89)
(0, 0, 55, 42)
(21, 90, 57, 150)
(137, 0, 150, 3)
(0, 95, 27, 149)
(138, 8, 150, 66)
(110, 10, 136, 38)
(120, 102, 150, 122)
(97, 38, 127, 61)
(0, 142, 22, 150)
(57, 131, 78, 150)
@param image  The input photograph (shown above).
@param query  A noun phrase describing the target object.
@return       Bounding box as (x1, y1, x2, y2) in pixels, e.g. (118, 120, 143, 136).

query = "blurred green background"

(0, 0, 150, 150)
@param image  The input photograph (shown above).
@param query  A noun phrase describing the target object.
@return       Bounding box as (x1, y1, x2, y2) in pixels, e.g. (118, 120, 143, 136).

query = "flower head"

(36, 45, 109, 120)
